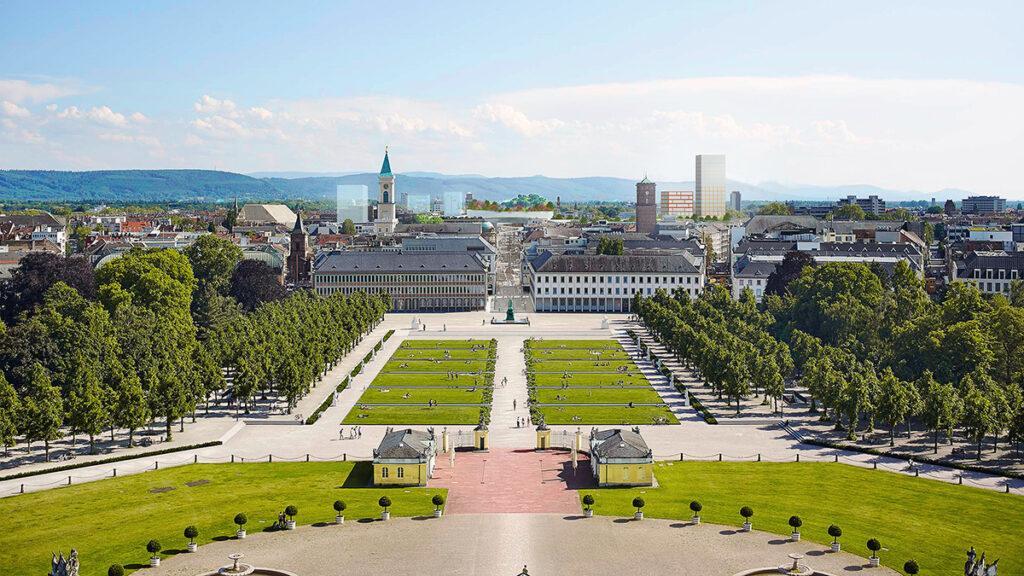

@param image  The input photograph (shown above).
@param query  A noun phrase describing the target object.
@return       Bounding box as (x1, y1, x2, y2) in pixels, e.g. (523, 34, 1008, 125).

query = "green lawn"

(535, 387, 665, 404)
(528, 348, 630, 360)
(342, 405, 483, 424)
(528, 339, 622, 349)
(0, 462, 444, 576)
(400, 339, 487, 349)
(371, 373, 485, 387)
(381, 360, 490, 374)
(528, 360, 637, 373)
(390, 348, 490, 360)
(534, 404, 678, 425)
(359, 387, 486, 404)
(580, 462, 1024, 575)
(532, 373, 650, 387)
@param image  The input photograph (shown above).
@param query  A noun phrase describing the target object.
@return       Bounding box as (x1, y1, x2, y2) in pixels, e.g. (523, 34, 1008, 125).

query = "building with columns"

(376, 148, 398, 235)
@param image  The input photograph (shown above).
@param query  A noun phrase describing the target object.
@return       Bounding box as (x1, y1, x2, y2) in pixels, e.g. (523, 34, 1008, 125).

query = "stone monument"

(965, 547, 998, 576)
(50, 550, 79, 576)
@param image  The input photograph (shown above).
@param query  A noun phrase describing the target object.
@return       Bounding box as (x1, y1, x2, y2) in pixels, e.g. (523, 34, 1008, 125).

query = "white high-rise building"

(407, 194, 431, 213)
(443, 190, 464, 216)
(695, 154, 726, 217)
(336, 185, 369, 224)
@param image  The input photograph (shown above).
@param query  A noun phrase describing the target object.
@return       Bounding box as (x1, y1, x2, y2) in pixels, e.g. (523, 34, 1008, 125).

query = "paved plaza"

(143, 514, 897, 576)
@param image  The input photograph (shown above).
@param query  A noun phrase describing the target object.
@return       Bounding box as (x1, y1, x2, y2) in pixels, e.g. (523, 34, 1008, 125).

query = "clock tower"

(376, 147, 397, 235)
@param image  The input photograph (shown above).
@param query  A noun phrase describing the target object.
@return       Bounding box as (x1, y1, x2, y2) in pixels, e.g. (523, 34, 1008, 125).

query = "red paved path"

(430, 448, 594, 514)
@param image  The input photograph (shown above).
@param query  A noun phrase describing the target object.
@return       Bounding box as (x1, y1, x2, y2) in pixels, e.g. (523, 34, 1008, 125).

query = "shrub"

(351, 364, 362, 377)
(828, 524, 842, 542)
(432, 494, 445, 510)
(632, 497, 645, 512)
(903, 560, 920, 575)
(740, 506, 754, 520)
(234, 513, 247, 527)
(183, 525, 198, 543)
(0, 441, 223, 482)
(333, 500, 346, 513)
(107, 565, 125, 576)
(146, 540, 161, 555)
(867, 538, 882, 557)
(582, 494, 595, 510)
(788, 515, 802, 529)
(689, 500, 702, 514)
(285, 505, 298, 520)
(378, 496, 392, 512)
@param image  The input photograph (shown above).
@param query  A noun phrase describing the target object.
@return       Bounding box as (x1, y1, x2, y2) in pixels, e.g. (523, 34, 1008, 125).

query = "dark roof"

(734, 258, 779, 278)
(374, 428, 434, 459)
(531, 251, 699, 274)
(960, 250, 1024, 271)
(315, 251, 486, 273)
(591, 428, 652, 459)
(742, 215, 818, 236)
(0, 213, 64, 229)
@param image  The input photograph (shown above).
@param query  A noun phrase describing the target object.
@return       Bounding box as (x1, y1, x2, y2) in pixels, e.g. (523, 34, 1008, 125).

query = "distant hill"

(0, 169, 977, 204)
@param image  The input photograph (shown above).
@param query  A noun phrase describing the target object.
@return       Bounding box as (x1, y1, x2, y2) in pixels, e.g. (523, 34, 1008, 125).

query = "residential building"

(372, 428, 436, 487)
(730, 190, 742, 212)
(528, 251, 704, 313)
(952, 251, 1024, 295)
(695, 154, 726, 217)
(589, 428, 653, 487)
(312, 252, 487, 312)
(837, 195, 886, 216)
(961, 196, 1006, 214)
(659, 190, 693, 217)
(376, 149, 398, 234)
(635, 176, 657, 234)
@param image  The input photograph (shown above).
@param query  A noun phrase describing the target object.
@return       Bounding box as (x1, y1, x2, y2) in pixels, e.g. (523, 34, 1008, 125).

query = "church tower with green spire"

(376, 147, 397, 234)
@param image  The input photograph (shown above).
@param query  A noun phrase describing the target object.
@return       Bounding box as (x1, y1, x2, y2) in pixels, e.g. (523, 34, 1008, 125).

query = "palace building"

(372, 428, 437, 487)
(589, 427, 653, 487)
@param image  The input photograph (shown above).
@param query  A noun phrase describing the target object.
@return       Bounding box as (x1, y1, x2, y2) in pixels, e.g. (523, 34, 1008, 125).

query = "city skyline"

(1, 1, 1023, 196)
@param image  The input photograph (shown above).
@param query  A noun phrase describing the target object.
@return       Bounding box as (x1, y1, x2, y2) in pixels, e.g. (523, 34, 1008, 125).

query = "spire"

(293, 211, 305, 233)
(380, 146, 392, 176)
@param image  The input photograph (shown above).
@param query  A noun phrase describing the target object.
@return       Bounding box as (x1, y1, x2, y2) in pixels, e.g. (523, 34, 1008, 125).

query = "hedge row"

(350, 363, 362, 378)
(383, 329, 395, 342)
(0, 440, 223, 482)
(304, 376, 351, 425)
(804, 438, 1024, 480)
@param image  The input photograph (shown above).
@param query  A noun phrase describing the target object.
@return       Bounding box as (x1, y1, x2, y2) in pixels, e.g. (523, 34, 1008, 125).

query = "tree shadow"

(844, 566, 865, 572)
(806, 550, 826, 557)
(612, 518, 634, 524)
(410, 515, 435, 521)
(719, 529, 738, 535)
(124, 564, 149, 570)
(211, 536, 231, 542)
(311, 522, 332, 528)
(162, 549, 187, 556)
(768, 539, 789, 545)
(562, 515, 587, 521)
(356, 517, 377, 524)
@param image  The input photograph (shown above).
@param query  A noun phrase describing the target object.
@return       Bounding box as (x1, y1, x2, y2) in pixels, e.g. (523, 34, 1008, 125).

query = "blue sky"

(1, 1, 1022, 195)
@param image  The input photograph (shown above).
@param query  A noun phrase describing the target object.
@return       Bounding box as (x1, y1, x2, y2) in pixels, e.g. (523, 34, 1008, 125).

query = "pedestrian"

(339, 428, 343, 440)
(358, 426, 362, 439)
(513, 399, 517, 411)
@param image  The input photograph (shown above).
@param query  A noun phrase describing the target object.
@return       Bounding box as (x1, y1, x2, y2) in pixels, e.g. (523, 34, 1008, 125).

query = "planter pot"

(742, 521, 752, 532)
(634, 511, 644, 520)
(286, 520, 296, 530)
(150, 557, 160, 567)
(791, 531, 801, 542)
(869, 557, 880, 567)
(381, 511, 391, 521)
(187, 542, 198, 553)
(433, 509, 443, 518)
(335, 515, 344, 525)
(831, 542, 841, 553)
(584, 509, 594, 518)
(236, 529, 247, 539)
(691, 515, 700, 525)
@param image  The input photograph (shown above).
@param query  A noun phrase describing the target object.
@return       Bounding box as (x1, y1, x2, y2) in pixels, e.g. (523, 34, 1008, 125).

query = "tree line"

(0, 235, 388, 460)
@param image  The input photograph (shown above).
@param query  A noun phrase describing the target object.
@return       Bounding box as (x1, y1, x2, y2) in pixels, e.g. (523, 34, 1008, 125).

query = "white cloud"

(0, 101, 31, 118)
(0, 79, 81, 103)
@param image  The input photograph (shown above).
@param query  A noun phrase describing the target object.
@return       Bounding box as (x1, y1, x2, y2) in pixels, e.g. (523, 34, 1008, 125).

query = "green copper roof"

(380, 149, 392, 176)
(638, 173, 653, 184)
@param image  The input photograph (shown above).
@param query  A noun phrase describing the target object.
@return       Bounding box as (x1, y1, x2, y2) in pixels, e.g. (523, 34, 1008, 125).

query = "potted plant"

(582, 494, 595, 518)
(107, 565, 124, 576)
(632, 496, 645, 520)
(184, 525, 199, 552)
(903, 560, 920, 575)
(788, 515, 803, 541)
(333, 500, 346, 524)
(739, 506, 754, 532)
(689, 500, 702, 525)
(432, 494, 445, 518)
(379, 496, 392, 520)
(284, 505, 298, 530)
(234, 513, 248, 539)
(146, 539, 161, 567)
(828, 524, 843, 552)
(867, 538, 882, 567)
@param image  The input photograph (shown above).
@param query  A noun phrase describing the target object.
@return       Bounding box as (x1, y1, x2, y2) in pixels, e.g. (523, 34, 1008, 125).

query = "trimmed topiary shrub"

(146, 540, 161, 556)
(582, 494, 595, 511)
(788, 515, 802, 529)
(867, 538, 882, 558)
(432, 494, 445, 511)
(740, 506, 754, 520)
(107, 565, 125, 576)
(632, 497, 645, 513)
(689, 500, 702, 514)
(903, 560, 920, 575)
(285, 505, 298, 520)
(183, 525, 198, 544)
(378, 496, 392, 513)
(333, 500, 346, 513)
(234, 513, 247, 528)
(828, 524, 842, 543)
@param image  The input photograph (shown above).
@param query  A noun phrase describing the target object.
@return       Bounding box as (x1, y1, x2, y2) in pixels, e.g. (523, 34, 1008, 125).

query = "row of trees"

(636, 286, 792, 414)
(0, 235, 388, 459)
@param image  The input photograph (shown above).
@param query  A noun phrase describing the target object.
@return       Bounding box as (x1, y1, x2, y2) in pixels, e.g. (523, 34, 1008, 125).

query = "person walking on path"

(513, 399, 517, 411)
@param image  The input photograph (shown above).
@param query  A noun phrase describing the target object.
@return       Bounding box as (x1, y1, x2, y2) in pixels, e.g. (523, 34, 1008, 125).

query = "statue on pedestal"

(965, 547, 998, 576)
(50, 549, 79, 576)
(505, 300, 515, 322)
